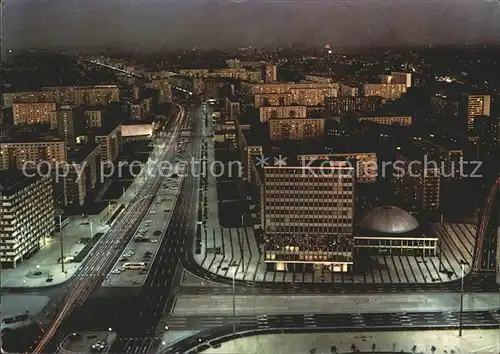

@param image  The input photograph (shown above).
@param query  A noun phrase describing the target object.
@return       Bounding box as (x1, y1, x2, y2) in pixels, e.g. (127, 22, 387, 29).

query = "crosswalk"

(111, 337, 159, 354)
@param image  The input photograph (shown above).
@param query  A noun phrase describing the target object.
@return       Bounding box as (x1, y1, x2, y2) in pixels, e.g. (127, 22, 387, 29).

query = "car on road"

(139, 228, 148, 233)
(111, 269, 121, 274)
(153, 230, 162, 236)
(164, 208, 171, 212)
(119, 258, 128, 262)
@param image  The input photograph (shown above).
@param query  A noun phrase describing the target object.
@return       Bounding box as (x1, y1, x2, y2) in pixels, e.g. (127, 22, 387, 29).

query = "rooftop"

(67, 142, 100, 164)
(88, 121, 120, 136)
(0, 170, 45, 195)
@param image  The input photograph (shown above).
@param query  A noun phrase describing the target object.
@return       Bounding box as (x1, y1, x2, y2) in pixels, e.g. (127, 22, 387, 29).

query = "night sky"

(3, 0, 500, 52)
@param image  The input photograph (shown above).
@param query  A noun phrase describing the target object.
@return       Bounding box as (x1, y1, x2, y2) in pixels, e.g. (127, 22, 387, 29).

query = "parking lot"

(102, 175, 183, 287)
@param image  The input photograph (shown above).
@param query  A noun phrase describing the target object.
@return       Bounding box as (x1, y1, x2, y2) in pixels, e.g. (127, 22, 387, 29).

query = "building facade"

(358, 114, 412, 126)
(269, 118, 325, 141)
(0, 171, 55, 268)
(13, 102, 57, 125)
(93, 124, 121, 163)
(259, 105, 307, 123)
(325, 96, 381, 116)
(0, 139, 68, 170)
(363, 83, 407, 100)
(297, 153, 377, 183)
(465, 95, 491, 132)
(395, 151, 441, 211)
(263, 160, 355, 272)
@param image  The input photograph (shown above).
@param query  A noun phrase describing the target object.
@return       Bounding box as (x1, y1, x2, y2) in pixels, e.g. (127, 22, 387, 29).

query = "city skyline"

(3, 0, 500, 54)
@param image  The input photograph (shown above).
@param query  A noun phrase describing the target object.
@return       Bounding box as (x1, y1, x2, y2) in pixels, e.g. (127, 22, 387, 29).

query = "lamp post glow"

(240, 213, 245, 273)
(232, 268, 236, 335)
(459, 263, 464, 337)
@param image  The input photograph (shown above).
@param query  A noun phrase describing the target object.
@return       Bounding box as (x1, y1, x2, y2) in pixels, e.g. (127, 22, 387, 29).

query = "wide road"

(164, 310, 500, 331)
(108, 101, 205, 354)
(33, 104, 186, 353)
(171, 293, 500, 316)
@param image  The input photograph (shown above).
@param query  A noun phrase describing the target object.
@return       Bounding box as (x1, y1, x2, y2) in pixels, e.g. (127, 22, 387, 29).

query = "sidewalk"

(192, 119, 477, 284)
(1, 214, 110, 288)
(0, 143, 161, 289)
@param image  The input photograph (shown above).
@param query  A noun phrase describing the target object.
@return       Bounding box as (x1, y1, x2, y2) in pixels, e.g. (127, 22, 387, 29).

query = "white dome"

(360, 206, 419, 234)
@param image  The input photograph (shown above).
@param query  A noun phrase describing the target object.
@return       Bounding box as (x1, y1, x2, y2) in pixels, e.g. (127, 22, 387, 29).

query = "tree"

(330, 345, 337, 353)
(371, 343, 376, 352)
(309, 349, 316, 354)
(431, 346, 436, 353)
(411, 345, 417, 353)
(351, 344, 357, 352)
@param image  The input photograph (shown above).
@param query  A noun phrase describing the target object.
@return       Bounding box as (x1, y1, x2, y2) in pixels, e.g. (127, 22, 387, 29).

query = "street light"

(240, 213, 245, 273)
(232, 268, 236, 335)
(89, 221, 93, 247)
(459, 263, 464, 337)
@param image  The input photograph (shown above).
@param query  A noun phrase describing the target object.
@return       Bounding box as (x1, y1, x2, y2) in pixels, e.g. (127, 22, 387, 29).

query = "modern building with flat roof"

(263, 157, 355, 272)
(0, 171, 55, 268)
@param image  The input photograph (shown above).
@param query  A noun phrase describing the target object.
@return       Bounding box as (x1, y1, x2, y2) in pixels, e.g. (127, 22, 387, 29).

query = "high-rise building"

(358, 114, 412, 126)
(2, 91, 56, 108)
(84, 105, 106, 128)
(297, 153, 377, 183)
(55, 105, 86, 145)
(254, 93, 293, 108)
(363, 83, 407, 100)
(225, 97, 240, 121)
(13, 102, 57, 125)
(391, 72, 412, 87)
(0, 171, 55, 268)
(465, 95, 491, 131)
(0, 139, 68, 170)
(325, 96, 381, 117)
(91, 123, 121, 163)
(65, 143, 101, 206)
(43, 85, 120, 106)
(269, 118, 325, 141)
(130, 100, 144, 120)
(263, 158, 355, 272)
(148, 79, 172, 103)
(259, 105, 307, 123)
(395, 149, 441, 211)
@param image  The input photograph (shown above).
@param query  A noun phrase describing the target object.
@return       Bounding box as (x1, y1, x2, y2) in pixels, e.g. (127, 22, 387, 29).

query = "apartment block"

(91, 123, 121, 163)
(0, 171, 55, 268)
(269, 118, 325, 141)
(325, 96, 381, 116)
(130, 101, 144, 120)
(358, 114, 412, 126)
(297, 153, 377, 183)
(84, 105, 106, 128)
(3, 91, 56, 108)
(13, 102, 57, 125)
(259, 105, 307, 123)
(363, 83, 407, 100)
(254, 93, 293, 108)
(418, 138, 464, 179)
(263, 159, 355, 272)
(65, 143, 101, 206)
(465, 94, 491, 132)
(395, 150, 441, 211)
(0, 139, 68, 170)
(43, 85, 120, 106)
(55, 105, 86, 145)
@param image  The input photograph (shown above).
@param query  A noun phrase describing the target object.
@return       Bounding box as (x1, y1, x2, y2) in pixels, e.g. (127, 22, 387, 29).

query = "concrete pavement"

(171, 293, 500, 316)
(0, 213, 110, 288)
(201, 329, 500, 354)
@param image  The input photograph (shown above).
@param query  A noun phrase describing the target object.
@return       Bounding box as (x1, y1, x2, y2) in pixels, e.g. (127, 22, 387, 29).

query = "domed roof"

(360, 206, 419, 234)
